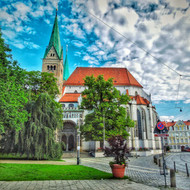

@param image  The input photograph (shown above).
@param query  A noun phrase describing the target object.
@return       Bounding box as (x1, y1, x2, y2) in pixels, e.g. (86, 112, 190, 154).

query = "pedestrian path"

(79, 155, 190, 190)
(0, 180, 159, 190)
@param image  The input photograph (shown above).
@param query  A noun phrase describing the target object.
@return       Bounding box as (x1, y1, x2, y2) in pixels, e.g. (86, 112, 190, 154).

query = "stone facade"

(42, 46, 63, 94)
(58, 80, 161, 153)
(164, 120, 190, 150)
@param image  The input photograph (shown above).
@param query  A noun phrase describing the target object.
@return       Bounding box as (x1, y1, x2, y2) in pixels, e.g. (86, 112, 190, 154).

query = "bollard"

(157, 157, 160, 165)
(170, 169, 176, 187)
(159, 159, 161, 167)
(185, 163, 189, 177)
(174, 161, 176, 172)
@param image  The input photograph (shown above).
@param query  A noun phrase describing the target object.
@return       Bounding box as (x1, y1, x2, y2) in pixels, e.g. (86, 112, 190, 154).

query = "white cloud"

(184, 99, 190, 104)
(167, 0, 189, 9)
(44, 19, 50, 24)
(160, 115, 175, 121)
(71, 40, 84, 47)
(2, 30, 17, 40)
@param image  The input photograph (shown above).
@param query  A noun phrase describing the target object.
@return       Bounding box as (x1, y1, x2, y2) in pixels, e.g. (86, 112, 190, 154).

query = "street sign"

(154, 134, 169, 137)
(157, 122, 164, 130)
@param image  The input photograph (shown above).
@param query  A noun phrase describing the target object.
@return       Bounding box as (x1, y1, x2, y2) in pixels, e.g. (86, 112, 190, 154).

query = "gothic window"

(137, 109, 143, 140)
(74, 90, 78, 93)
(50, 65, 53, 70)
(47, 65, 49, 70)
(54, 66, 56, 70)
(69, 104, 74, 109)
(142, 109, 148, 139)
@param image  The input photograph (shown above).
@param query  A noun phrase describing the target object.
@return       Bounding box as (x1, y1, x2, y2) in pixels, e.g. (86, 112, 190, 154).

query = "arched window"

(137, 109, 143, 140)
(74, 90, 78, 93)
(68, 104, 74, 109)
(54, 65, 56, 70)
(47, 65, 49, 70)
(135, 91, 138, 96)
(50, 65, 53, 70)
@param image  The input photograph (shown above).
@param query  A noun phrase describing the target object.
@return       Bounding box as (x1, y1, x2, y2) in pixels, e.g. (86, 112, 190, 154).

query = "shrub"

(104, 135, 130, 166)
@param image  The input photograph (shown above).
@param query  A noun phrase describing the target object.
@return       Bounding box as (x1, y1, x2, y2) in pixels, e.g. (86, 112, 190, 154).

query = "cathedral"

(42, 12, 161, 155)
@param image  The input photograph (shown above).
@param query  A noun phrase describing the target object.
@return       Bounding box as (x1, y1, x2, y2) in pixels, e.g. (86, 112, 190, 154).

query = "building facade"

(43, 12, 161, 153)
(164, 120, 190, 150)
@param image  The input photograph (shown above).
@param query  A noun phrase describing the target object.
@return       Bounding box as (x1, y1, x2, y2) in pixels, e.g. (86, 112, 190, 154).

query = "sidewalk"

(0, 180, 159, 190)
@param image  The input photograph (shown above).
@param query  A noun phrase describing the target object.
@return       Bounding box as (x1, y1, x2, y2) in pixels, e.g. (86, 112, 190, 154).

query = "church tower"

(42, 10, 63, 95)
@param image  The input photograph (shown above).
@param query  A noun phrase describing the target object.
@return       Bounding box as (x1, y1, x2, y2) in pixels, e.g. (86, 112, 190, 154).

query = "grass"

(0, 153, 64, 161)
(0, 163, 128, 181)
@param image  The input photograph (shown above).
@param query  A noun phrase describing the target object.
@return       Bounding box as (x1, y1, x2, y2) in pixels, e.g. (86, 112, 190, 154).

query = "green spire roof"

(63, 48, 70, 80)
(43, 12, 62, 59)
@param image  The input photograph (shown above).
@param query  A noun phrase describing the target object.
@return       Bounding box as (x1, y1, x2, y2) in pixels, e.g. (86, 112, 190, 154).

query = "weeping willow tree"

(1, 93, 63, 160)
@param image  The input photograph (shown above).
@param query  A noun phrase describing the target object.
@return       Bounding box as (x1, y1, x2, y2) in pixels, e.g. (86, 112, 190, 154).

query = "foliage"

(80, 75, 134, 141)
(165, 146, 170, 152)
(0, 30, 28, 133)
(24, 71, 59, 100)
(1, 93, 63, 160)
(0, 30, 63, 159)
(0, 164, 117, 181)
(104, 135, 130, 166)
(138, 147, 149, 151)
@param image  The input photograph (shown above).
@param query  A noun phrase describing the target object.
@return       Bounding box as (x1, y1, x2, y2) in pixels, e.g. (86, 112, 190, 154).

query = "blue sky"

(0, 0, 190, 121)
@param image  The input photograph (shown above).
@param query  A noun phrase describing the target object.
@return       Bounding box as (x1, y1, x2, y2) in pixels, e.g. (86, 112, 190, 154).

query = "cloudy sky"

(1, 0, 190, 121)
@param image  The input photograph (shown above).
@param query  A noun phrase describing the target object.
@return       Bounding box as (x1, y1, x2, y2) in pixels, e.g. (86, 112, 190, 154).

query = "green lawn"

(0, 164, 117, 181)
(0, 153, 64, 161)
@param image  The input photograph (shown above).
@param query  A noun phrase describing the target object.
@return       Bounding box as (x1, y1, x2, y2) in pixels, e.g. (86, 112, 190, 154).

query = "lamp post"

(103, 113, 105, 150)
(77, 119, 81, 165)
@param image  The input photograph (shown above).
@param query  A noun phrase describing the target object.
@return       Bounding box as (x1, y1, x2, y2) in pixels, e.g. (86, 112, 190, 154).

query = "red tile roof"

(130, 95, 150, 105)
(64, 67, 143, 87)
(184, 121, 190, 125)
(59, 93, 80, 102)
(165, 122, 176, 127)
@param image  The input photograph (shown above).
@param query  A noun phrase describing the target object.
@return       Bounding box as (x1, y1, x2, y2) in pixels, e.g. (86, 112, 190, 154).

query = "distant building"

(42, 11, 161, 154)
(163, 120, 190, 150)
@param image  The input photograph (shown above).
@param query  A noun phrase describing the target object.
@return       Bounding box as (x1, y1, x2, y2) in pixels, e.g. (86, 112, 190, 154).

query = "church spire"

(43, 10, 62, 59)
(63, 45, 70, 81)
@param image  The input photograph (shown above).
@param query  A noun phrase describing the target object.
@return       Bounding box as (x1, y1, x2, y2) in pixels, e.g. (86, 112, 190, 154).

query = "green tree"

(24, 71, 59, 100)
(0, 30, 28, 133)
(1, 93, 63, 160)
(80, 75, 134, 141)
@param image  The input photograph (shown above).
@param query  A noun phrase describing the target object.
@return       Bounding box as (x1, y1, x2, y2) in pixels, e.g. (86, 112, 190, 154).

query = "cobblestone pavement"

(78, 153, 190, 190)
(165, 152, 190, 173)
(0, 180, 159, 190)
